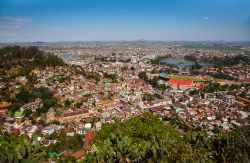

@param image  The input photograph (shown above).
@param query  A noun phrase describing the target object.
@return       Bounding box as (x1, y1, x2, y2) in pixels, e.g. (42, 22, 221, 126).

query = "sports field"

(169, 75, 205, 81)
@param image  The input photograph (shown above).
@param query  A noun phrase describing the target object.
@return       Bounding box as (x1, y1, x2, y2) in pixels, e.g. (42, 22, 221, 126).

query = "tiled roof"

(243, 78, 250, 83)
(169, 79, 192, 86)
(62, 109, 89, 117)
(73, 149, 85, 159)
(85, 128, 93, 142)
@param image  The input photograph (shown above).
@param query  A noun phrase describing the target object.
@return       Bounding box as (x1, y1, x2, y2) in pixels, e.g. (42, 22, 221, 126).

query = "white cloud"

(0, 16, 31, 25)
(203, 16, 209, 20)
(0, 16, 31, 38)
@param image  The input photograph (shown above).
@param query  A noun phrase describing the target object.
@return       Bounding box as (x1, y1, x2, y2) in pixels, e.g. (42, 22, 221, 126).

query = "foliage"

(142, 93, 154, 101)
(64, 99, 73, 108)
(49, 129, 83, 153)
(84, 113, 250, 162)
(84, 113, 213, 162)
(191, 61, 202, 70)
(184, 54, 197, 61)
(209, 54, 250, 67)
(103, 72, 118, 83)
(0, 46, 64, 70)
(0, 134, 47, 163)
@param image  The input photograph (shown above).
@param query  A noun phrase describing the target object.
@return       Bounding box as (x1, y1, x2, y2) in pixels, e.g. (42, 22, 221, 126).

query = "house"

(168, 79, 193, 90)
(59, 109, 90, 123)
(0, 101, 12, 108)
(223, 95, 235, 104)
(0, 109, 7, 116)
(95, 122, 102, 130)
(73, 149, 85, 160)
(14, 111, 24, 119)
(42, 124, 63, 135)
(83, 128, 93, 151)
(20, 99, 43, 112)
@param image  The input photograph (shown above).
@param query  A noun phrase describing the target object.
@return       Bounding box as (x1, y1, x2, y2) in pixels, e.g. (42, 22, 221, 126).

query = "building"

(223, 95, 235, 104)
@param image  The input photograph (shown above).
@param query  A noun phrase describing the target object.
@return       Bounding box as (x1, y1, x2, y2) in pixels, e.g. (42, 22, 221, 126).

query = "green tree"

(0, 135, 47, 163)
(43, 98, 56, 109)
(84, 113, 212, 162)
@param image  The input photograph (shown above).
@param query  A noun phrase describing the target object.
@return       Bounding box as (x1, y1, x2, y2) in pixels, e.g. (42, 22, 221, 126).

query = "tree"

(138, 71, 147, 80)
(64, 99, 72, 108)
(142, 93, 154, 101)
(0, 135, 47, 162)
(64, 155, 77, 162)
(192, 61, 202, 70)
(84, 113, 212, 162)
(43, 98, 56, 109)
(16, 86, 33, 103)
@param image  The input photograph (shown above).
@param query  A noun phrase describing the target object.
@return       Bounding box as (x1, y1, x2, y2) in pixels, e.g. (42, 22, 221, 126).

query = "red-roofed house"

(85, 129, 93, 142)
(169, 79, 193, 86)
(168, 79, 193, 90)
(243, 78, 250, 83)
(83, 129, 93, 151)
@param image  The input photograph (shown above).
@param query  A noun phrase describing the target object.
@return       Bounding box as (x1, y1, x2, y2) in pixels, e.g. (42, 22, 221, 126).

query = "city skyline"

(1, 0, 250, 42)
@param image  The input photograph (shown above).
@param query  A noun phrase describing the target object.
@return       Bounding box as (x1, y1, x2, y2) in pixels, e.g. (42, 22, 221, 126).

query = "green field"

(169, 75, 205, 81)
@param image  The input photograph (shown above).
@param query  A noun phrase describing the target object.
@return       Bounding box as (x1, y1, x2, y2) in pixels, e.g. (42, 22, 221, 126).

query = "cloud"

(48, 27, 62, 31)
(0, 16, 31, 27)
(0, 16, 31, 38)
(203, 16, 208, 20)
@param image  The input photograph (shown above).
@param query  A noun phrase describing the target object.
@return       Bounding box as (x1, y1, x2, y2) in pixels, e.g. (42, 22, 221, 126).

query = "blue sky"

(0, 0, 250, 42)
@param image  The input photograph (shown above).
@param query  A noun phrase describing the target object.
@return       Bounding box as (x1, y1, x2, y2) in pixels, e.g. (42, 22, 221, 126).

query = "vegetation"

(209, 54, 250, 67)
(184, 54, 197, 61)
(190, 83, 249, 95)
(84, 113, 250, 162)
(150, 56, 171, 65)
(47, 129, 83, 153)
(0, 46, 64, 72)
(138, 71, 166, 91)
(0, 135, 47, 163)
(191, 61, 202, 70)
(142, 93, 154, 101)
(103, 72, 118, 83)
(169, 75, 204, 82)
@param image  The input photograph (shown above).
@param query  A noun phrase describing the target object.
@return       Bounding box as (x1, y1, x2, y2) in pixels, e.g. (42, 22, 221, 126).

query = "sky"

(0, 0, 250, 42)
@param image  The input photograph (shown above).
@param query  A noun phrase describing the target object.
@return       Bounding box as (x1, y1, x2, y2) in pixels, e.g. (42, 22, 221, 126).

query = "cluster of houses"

(224, 65, 250, 82)
(0, 44, 250, 161)
(1, 57, 249, 137)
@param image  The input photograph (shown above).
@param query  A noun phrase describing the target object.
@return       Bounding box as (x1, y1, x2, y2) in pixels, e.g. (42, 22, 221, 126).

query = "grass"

(169, 75, 205, 81)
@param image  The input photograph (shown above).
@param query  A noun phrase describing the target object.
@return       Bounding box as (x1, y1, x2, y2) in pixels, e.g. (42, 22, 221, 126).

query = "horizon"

(2, 40, 250, 44)
(1, 0, 250, 42)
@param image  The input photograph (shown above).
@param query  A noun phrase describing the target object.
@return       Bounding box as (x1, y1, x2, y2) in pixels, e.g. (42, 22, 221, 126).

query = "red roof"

(0, 109, 6, 113)
(73, 149, 85, 159)
(244, 78, 250, 83)
(85, 129, 93, 142)
(196, 85, 203, 89)
(169, 79, 192, 86)
(10, 129, 20, 136)
(150, 106, 166, 112)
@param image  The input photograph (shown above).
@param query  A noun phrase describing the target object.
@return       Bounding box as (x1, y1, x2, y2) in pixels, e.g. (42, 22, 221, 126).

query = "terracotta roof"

(85, 129, 93, 142)
(10, 129, 20, 136)
(62, 109, 89, 117)
(0, 109, 6, 113)
(243, 78, 250, 83)
(0, 101, 11, 108)
(169, 79, 192, 86)
(73, 149, 85, 159)
(150, 106, 166, 112)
